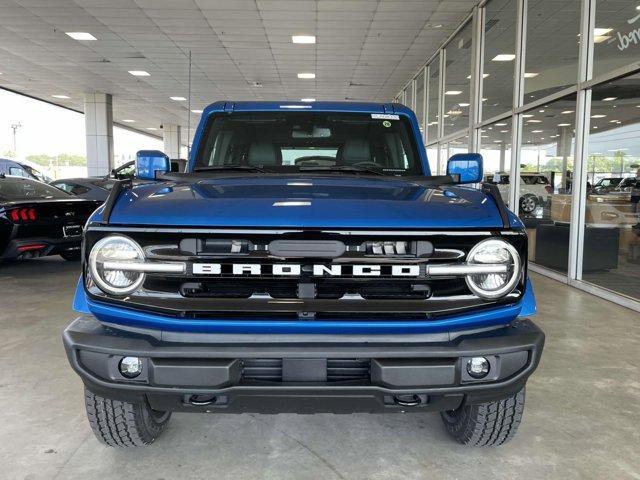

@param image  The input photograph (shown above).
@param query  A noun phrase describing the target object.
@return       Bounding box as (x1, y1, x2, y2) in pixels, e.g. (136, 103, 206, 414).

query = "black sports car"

(0, 175, 101, 261)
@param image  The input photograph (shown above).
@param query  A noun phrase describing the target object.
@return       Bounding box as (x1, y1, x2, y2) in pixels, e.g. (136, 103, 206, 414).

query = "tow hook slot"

(187, 394, 217, 406)
(392, 394, 425, 407)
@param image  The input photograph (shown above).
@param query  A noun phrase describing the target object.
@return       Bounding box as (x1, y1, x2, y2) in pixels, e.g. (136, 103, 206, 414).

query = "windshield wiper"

(193, 165, 266, 173)
(298, 165, 386, 176)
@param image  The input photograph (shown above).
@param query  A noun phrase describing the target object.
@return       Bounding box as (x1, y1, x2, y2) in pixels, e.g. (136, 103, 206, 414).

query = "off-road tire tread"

(441, 388, 525, 446)
(84, 389, 170, 447)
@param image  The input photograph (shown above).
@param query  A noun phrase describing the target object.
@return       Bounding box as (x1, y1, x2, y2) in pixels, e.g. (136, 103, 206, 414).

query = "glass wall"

(426, 59, 440, 143)
(395, 0, 640, 308)
(480, 117, 513, 206)
(482, 0, 517, 120)
(415, 69, 425, 138)
(443, 21, 473, 136)
(519, 95, 577, 274)
(581, 73, 640, 300)
(524, 0, 581, 100)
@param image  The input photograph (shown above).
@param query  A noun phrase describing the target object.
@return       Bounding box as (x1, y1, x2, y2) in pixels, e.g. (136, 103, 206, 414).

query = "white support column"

(163, 124, 181, 159)
(84, 93, 114, 177)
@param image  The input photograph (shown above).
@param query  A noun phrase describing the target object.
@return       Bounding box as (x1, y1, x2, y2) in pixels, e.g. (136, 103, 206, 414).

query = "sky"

(0, 89, 162, 166)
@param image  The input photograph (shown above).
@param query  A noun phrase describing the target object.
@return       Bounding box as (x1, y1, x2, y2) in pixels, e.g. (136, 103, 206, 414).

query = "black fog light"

(466, 357, 490, 379)
(119, 356, 143, 378)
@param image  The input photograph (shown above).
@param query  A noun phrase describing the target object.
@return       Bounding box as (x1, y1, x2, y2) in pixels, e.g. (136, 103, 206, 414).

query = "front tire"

(84, 389, 171, 447)
(440, 388, 525, 446)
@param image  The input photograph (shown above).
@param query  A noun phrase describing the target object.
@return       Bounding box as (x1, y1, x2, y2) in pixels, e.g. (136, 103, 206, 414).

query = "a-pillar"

(163, 124, 181, 159)
(84, 93, 114, 176)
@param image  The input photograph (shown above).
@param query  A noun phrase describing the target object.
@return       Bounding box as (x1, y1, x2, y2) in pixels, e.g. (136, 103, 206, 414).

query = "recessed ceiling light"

(558, 123, 571, 126)
(532, 130, 543, 133)
(500, 129, 509, 133)
(602, 97, 617, 101)
(538, 109, 545, 113)
(52, 94, 70, 99)
(594, 28, 612, 36)
(170, 96, 186, 101)
(129, 70, 150, 76)
(492, 54, 515, 62)
(493, 140, 502, 143)
(527, 119, 542, 123)
(146, 127, 158, 131)
(292, 35, 316, 44)
(458, 103, 470, 107)
(591, 114, 606, 118)
(297, 72, 315, 79)
(65, 32, 97, 41)
(609, 119, 621, 123)
(495, 123, 507, 126)
(522, 114, 534, 118)
(467, 74, 490, 79)
(121, 119, 135, 123)
(561, 110, 574, 114)
(191, 109, 203, 113)
(445, 90, 462, 95)
(524, 72, 539, 78)
(301, 98, 316, 102)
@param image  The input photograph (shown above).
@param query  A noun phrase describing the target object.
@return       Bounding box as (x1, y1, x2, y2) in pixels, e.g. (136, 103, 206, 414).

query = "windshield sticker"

(371, 113, 400, 120)
(382, 120, 392, 128)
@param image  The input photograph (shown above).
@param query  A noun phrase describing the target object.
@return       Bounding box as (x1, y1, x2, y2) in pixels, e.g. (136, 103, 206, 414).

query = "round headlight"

(465, 238, 521, 299)
(88, 235, 145, 295)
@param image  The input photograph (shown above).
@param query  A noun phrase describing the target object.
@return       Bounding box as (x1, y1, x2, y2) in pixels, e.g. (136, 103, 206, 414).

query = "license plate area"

(63, 225, 82, 237)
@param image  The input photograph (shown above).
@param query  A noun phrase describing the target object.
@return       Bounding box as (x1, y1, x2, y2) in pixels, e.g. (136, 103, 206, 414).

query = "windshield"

(195, 112, 423, 176)
(0, 178, 71, 200)
(22, 165, 52, 183)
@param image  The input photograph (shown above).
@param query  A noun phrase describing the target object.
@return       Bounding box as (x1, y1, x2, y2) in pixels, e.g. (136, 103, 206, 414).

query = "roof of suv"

(202, 100, 412, 116)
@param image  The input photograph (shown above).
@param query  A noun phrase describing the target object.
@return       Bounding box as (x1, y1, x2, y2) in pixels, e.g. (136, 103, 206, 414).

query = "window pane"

(582, 72, 640, 300)
(480, 117, 513, 207)
(524, 0, 581, 100)
(444, 21, 473, 136)
(519, 94, 577, 274)
(427, 60, 440, 142)
(482, 0, 517, 119)
(405, 84, 413, 109)
(415, 70, 425, 138)
(440, 137, 470, 175)
(426, 144, 438, 175)
(593, 2, 640, 78)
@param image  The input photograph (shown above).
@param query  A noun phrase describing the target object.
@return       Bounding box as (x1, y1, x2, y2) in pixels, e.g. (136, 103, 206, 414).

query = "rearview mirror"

(136, 150, 170, 180)
(447, 153, 483, 184)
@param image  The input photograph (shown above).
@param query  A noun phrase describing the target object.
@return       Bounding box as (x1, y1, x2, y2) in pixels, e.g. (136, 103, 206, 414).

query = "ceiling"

(0, 0, 477, 145)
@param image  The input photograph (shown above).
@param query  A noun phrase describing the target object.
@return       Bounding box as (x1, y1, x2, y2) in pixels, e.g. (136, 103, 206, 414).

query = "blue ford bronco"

(63, 101, 544, 447)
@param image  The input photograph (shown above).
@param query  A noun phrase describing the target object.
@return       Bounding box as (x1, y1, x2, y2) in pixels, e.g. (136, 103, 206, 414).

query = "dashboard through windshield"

(195, 112, 423, 176)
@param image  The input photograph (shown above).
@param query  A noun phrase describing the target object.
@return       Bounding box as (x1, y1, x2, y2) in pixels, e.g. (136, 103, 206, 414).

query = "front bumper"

(63, 316, 544, 414)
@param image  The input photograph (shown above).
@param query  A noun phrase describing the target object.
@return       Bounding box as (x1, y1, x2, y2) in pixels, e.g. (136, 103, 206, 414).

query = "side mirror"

(447, 153, 483, 184)
(136, 150, 170, 180)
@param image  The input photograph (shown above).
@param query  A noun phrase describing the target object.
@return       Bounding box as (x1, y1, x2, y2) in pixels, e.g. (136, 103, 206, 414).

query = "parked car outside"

(51, 178, 116, 202)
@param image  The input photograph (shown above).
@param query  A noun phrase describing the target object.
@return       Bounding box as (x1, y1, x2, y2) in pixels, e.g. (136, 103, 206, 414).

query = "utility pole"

(10, 122, 22, 155)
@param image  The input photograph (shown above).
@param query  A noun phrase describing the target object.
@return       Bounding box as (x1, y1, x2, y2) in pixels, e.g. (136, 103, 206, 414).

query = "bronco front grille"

(84, 227, 527, 320)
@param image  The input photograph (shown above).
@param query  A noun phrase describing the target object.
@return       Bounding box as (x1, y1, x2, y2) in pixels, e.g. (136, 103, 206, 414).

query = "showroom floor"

(1, 258, 639, 480)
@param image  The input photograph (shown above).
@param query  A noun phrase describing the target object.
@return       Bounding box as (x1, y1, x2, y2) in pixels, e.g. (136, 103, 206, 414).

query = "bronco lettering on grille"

(192, 263, 422, 277)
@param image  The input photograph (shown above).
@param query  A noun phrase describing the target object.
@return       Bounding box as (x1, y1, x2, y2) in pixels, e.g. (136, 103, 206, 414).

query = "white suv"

(485, 172, 552, 214)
